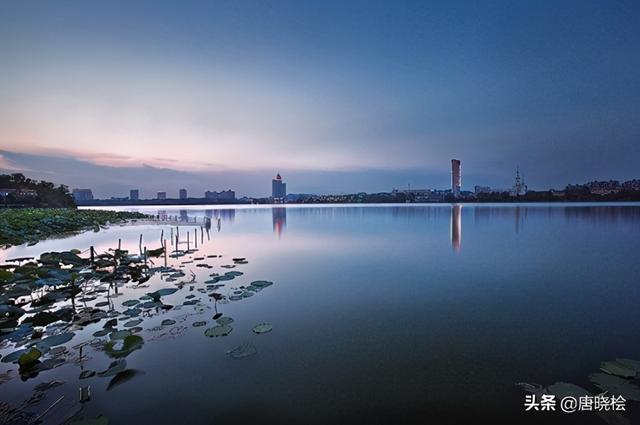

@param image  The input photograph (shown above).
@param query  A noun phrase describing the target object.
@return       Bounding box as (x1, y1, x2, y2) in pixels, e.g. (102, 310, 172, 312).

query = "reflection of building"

(451, 205, 461, 252)
(157, 192, 167, 200)
(272, 207, 287, 238)
(204, 209, 236, 223)
(272, 172, 286, 202)
(204, 190, 235, 201)
(72, 188, 94, 201)
(451, 159, 461, 198)
(130, 189, 139, 201)
(179, 189, 187, 200)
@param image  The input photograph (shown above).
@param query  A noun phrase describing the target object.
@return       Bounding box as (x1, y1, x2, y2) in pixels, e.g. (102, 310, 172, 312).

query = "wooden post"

(144, 247, 147, 266)
(170, 228, 173, 246)
(200, 226, 204, 244)
(194, 228, 198, 248)
(90, 246, 95, 266)
(164, 239, 168, 267)
(160, 229, 163, 243)
(187, 231, 190, 251)
(118, 239, 121, 250)
(139, 234, 143, 254)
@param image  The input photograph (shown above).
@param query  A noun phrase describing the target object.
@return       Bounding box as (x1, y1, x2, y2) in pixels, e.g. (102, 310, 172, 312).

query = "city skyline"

(1, 1, 639, 197)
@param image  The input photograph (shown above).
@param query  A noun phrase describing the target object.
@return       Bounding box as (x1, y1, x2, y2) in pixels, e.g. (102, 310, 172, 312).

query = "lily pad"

(79, 370, 96, 379)
(34, 379, 65, 391)
(589, 373, 640, 401)
(227, 343, 257, 359)
(252, 323, 273, 334)
(250, 280, 273, 288)
(547, 382, 590, 398)
(104, 335, 144, 358)
(123, 319, 143, 328)
(204, 325, 233, 337)
(1, 348, 28, 363)
(216, 317, 234, 325)
(18, 347, 42, 368)
(122, 308, 141, 317)
(161, 319, 176, 326)
(97, 359, 126, 377)
(109, 330, 131, 340)
(192, 321, 207, 327)
(40, 332, 74, 347)
(600, 360, 637, 378)
(121, 300, 140, 307)
(615, 358, 640, 373)
(107, 369, 144, 391)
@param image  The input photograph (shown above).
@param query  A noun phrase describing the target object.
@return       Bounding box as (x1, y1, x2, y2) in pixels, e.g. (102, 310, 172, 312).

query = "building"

(474, 185, 491, 195)
(0, 189, 17, 197)
(157, 192, 167, 200)
(204, 190, 235, 201)
(272, 172, 287, 201)
(586, 180, 621, 195)
(72, 189, 94, 201)
(130, 189, 139, 201)
(511, 168, 527, 196)
(179, 189, 187, 200)
(451, 159, 461, 198)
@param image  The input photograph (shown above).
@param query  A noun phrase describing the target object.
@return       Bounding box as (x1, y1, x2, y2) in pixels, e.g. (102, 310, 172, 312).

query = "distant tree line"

(473, 187, 640, 203)
(0, 173, 76, 208)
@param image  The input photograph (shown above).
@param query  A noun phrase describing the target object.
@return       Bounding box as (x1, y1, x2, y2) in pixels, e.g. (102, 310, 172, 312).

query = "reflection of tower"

(451, 159, 461, 198)
(451, 205, 462, 252)
(272, 207, 287, 238)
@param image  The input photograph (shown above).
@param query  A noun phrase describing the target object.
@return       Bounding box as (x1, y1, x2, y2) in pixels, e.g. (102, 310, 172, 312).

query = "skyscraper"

(130, 189, 139, 201)
(272, 172, 286, 202)
(179, 188, 187, 200)
(157, 192, 166, 200)
(451, 159, 461, 198)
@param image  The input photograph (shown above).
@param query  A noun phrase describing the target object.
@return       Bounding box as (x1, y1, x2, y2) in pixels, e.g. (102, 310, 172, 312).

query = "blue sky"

(0, 0, 638, 197)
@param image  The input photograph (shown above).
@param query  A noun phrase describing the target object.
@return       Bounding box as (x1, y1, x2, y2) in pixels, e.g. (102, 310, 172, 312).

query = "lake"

(1, 203, 640, 424)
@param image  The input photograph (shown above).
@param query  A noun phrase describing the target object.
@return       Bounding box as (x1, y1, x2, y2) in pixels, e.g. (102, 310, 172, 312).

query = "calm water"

(2, 203, 640, 424)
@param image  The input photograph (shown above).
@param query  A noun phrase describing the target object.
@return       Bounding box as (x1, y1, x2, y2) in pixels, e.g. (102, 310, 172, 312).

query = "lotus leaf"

(252, 323, 273, 334)
(204, 325, 232, 337)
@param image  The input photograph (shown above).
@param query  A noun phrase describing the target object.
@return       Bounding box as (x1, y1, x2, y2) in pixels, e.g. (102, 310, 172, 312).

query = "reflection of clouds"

(451, 205, 461, 252)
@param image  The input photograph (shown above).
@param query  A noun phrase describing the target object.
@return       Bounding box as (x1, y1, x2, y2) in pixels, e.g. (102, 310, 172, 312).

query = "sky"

(0, 0, 639, 198)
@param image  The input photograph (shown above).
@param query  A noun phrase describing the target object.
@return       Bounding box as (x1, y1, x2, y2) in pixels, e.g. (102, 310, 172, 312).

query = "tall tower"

(512, 167, 527, 196)
(451, 159, 461, 198)
(272, 172, 287, 203)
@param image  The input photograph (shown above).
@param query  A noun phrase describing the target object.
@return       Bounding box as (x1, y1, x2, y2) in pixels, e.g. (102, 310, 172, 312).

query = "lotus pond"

(1, 203, 640, 424)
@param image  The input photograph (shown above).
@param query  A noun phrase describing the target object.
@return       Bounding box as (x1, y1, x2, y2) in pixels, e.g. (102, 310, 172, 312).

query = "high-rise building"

(157, 192, 167, 200)
(130, 189, 139, 201)
(272, 172, 286, 201)
(72, 189, 94, 201)
(179, 189, 187, 200)
(451, 159, 461, 198)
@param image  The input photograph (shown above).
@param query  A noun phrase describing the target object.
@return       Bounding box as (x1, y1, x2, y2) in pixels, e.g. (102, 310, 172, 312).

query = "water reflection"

(450, 205, 462, 252)
(272, 207, 287, 238)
